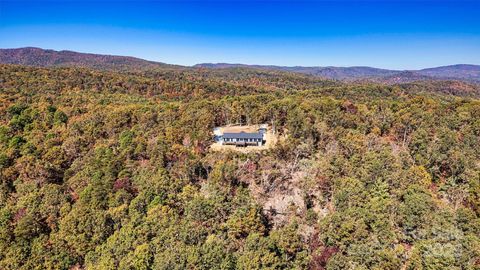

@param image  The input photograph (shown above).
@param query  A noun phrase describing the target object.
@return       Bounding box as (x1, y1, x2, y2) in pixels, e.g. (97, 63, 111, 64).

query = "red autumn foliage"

(113, 177, 138, 195)
(13, 208, 27, 223)
(342, 100, 358, 114)
(309, 232, 339, 270)
(69, 188, 79, 202)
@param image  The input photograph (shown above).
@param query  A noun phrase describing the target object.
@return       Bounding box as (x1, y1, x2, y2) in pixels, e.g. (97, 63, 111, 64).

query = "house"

(213, 124, 268, 148)
(222, 131, 264, 147)
(258, 124, 267, 135)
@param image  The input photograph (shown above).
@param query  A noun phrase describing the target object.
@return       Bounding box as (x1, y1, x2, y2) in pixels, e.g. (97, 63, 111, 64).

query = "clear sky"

(0, 0, 479, 69)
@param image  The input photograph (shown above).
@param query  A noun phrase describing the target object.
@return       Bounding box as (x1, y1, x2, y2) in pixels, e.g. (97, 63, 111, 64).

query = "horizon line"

(2, 46, 479, 71)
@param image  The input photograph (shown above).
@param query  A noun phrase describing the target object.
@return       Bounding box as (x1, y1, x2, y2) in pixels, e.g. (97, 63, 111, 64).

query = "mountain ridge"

(0, 47, 179, 72)
(195, 63, 480, 83)
(1, 47, 479, 83)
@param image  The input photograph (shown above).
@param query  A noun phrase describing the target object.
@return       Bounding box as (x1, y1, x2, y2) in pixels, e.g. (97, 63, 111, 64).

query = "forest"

(0, 63, 479, 269)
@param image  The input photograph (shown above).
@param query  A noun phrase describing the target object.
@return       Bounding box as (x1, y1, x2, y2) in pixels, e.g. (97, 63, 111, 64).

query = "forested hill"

(1, 48, 479, 84)
(0, 47, 179, 72)
(419, 64, 480, 81)
(0, 62, 479, 269)
(195, 63, 399, 80)
(195, 63, 480, 83)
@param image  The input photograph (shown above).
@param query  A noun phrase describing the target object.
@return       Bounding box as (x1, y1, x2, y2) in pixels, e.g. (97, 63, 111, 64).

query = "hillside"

(418, 64, 480, 81)
(195, 63, 480, 83)
(0, 62, 479, 269)
(195, 63, 399, 80)
(1, 48, 479, 84)
(0, 47, 178, 72)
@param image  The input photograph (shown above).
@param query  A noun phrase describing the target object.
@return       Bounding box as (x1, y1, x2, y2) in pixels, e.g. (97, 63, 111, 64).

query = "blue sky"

(0, 0, 479, 69)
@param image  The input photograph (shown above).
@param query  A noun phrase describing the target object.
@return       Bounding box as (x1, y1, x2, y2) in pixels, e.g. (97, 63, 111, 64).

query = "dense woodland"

(0, 63, 479, 269)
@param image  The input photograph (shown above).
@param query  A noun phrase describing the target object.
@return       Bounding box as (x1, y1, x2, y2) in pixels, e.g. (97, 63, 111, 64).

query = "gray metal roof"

(223, 132, 263, 139)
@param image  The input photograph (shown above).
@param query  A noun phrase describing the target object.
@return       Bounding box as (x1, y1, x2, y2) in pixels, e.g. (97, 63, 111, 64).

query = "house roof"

(223, 131, 263, 139)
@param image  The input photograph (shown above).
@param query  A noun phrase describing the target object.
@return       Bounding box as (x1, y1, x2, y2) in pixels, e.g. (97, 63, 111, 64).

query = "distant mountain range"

(1, 47, 479, 83)
(194, 63, 480, 83)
